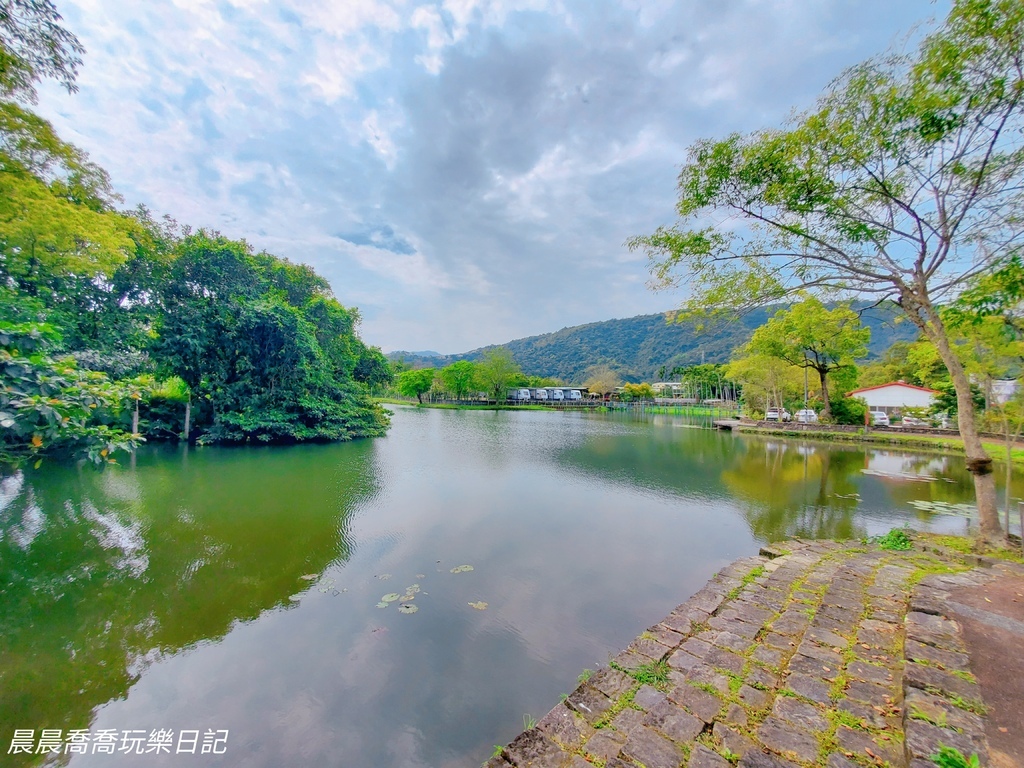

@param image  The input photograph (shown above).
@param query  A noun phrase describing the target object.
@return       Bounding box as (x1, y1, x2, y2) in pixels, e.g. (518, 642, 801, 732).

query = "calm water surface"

(1, 406, 1016, 767)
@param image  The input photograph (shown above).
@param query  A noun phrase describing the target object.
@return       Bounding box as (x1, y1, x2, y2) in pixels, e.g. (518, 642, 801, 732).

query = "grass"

(931, 745, 982, 768)
(629, 661, 671, 689)
(908, 705, 950, 729)
(523, 713, 537, 730)
(727, 564, 767, 599)
(942, 693, 987, 716)
(578, 668, 594, 684)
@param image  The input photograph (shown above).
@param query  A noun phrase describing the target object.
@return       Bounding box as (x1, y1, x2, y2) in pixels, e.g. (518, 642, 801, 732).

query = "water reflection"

(0, 408, 1017, 768)
(0, 442, 376, 766)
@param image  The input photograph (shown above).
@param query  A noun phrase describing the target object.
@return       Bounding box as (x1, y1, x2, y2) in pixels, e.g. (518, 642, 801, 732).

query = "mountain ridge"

(388, 302, 917, 383)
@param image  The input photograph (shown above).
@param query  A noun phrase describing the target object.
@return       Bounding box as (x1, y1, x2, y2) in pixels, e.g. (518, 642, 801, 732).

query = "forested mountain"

(390, 302, 916, 383)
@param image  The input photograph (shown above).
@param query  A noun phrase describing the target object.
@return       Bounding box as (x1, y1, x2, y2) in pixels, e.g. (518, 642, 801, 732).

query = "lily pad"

(450, 565, 475, 574)
(381, 593, 401, 603)
(906, 500, 976, 516)
(468, 601, 488, 610)
(376, 602, 388, 609)
(401, 594, 415, 601)
(397, 603, 418, 614)
(405, 584, 421, 594)
(416, 574, 426, 579)
(300, 574, 318, 580)
(376, 573, 392, 580)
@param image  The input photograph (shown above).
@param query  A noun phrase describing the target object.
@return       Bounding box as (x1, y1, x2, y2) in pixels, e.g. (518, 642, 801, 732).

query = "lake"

(1, 406, 1014, 767)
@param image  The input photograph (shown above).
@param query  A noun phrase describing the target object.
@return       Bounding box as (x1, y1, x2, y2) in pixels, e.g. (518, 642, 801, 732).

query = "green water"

(0, 406, 1012, 766)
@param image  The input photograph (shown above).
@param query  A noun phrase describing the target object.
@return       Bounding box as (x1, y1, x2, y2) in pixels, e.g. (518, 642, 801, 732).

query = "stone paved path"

(484, 539, 1024, 768)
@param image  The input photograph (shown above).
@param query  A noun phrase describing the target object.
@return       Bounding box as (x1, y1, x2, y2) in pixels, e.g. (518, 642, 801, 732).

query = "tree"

(0, 0, 84, 103)
(747, 298, 869, 419)
(858, 339, 948, 389)
(439, 360, 477, 400)
(475, 347, 521, 400)
(353, 345, 393, 394)
(396, 368, 435, 404)
(583, 364, 622, 396)
(724, 352, 803, 417)
(621, 382, 655, 401)
(628, 0, 1024, 544)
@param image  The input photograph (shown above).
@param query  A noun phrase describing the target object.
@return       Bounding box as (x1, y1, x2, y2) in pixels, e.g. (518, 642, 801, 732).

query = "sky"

(36, 0, 947, 354)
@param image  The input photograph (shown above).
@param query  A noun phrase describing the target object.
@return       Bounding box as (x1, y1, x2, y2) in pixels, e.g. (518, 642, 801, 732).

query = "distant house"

(846, 381, 939, 415)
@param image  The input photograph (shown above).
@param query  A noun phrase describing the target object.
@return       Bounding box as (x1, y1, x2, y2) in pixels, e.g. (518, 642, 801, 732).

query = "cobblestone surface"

(487, 540, 1013, 768)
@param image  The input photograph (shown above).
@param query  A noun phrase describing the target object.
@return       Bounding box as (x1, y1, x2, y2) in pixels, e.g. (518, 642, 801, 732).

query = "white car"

(900, 415, 928, 428)
(765, 408, 792, 422)
(794, 409, 818, 423)
(870, 411, 890, 426)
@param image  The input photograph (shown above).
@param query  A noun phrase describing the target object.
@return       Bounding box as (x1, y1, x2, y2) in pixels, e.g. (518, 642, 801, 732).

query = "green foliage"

(932, 380, 985, 417)
(747, 297, 869, 417)
(931, 745, 980, 768)
(629, 661, 670, 688)
(876, 528, 913, 551)
(0, 322, 140, 463)
(474, 346, 522, 399)
(397, 368, 436, 403)
(830, 395, 868, 426)
(858, 339, 949, 390)
(0, 0, 84, 103)
(151, 233, 388, 444)
(439, 360, 478, 399)
(620, 382, 655, 401)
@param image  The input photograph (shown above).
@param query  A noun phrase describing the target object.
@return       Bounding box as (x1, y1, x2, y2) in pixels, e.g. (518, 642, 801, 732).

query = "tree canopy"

(747, 298, 869, 417)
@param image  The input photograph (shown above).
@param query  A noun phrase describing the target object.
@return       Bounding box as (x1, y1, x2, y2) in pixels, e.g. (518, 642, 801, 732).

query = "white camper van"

(567, 390, 583, 401)
(532, 388, 548, 401)
(548, 389, 564, 401)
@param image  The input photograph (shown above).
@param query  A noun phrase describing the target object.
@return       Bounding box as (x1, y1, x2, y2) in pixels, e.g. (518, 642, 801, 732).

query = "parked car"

(900, 415, 928, 428)
(794, 409, 818, 423)
(765, 408, 792, 422)
(870, 411, 890, 426)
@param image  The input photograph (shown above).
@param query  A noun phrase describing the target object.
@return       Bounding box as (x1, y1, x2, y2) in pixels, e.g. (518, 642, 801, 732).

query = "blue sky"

(37, 0, 946, 353)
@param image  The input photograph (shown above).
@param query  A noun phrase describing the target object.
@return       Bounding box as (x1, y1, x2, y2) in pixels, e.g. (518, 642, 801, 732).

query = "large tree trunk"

(902, 290, 1003, 546)
(818, 368, 831, 418)
(930, 323, 1002, 545)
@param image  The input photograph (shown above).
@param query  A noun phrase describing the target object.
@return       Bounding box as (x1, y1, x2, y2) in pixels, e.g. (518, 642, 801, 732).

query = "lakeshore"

(486, 535, 1024, 768)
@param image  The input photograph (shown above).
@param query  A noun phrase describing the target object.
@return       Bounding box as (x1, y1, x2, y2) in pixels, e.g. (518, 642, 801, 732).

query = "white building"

(846, 381, 938, 415)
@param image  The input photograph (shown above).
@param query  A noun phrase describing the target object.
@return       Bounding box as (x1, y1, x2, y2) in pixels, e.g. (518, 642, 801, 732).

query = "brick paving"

(484, 540, 1024, 768)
